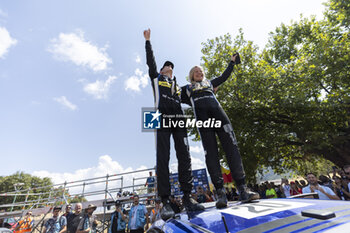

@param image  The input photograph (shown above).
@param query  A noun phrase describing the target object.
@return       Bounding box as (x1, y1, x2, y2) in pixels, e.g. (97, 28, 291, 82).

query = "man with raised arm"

(143, 28, 204, 220)
(302, 173, 340, 200)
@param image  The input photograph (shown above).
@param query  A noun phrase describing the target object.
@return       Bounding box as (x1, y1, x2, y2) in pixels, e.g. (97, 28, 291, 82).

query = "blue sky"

(0, 0, 325, 184)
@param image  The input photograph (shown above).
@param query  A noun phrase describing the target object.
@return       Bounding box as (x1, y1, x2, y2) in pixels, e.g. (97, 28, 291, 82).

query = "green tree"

(0, 172, 53, 212)
(68, 195, 87, 203)
(325, 0, 350, 27)
(0, 172, 86, 212)
(196, 0, 349, 181)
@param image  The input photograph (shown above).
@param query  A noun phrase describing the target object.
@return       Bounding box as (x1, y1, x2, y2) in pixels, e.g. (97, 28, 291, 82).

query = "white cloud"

(84, 75, 117, 99)
(32, 154, 206, 202)
(32, 155, 149, 201)
(48, 30, 111, 72)
(190, 145, 204, 154)
(124, 76, 140, 92)
(53, 96, 77, 110)
(124, 68, 149, 92)
(0, 27, 17, 58)
(170, 156, 206, 173)
(135, 54, 141, 64)
(191, 156, 207, 170)
(135, 68, 143, 77)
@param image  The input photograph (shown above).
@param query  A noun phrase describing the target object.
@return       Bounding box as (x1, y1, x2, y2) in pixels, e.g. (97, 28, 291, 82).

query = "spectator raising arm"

(310, 185, 340, 200)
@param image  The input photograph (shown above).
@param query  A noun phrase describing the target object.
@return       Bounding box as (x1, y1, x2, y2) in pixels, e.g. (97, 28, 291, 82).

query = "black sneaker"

(238, 185, 260, 203)
(216, 188, 228, 209)
(182, 194, 205, 212)
(160, 199, 175, 221)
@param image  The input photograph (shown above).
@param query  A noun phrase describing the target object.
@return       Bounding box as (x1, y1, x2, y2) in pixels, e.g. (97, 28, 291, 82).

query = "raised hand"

(310, 185, 315, 192)
(231, 53, 241, 64)
(143, 28, 151, 41)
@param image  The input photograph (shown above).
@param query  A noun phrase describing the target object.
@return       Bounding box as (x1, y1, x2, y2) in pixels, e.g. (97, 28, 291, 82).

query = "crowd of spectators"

(245, 165, 350, 201)
(124, 164, 350, 231)
(130, 164, 350, 231)
(35, 204, 98, 233)
(187, 165, 350, 203)
(4, 165, 349, 233)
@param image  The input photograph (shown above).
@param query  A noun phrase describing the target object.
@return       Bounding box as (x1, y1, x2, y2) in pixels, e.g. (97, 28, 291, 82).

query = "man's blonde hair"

(189, 66, 205, 83)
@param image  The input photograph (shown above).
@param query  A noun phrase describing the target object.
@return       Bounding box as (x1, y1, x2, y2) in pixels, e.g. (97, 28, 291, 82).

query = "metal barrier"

(0, 167, 157, 233)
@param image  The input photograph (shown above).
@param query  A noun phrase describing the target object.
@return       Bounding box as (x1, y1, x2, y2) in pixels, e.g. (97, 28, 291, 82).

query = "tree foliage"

(0, 172, 53, 212)
(196, 0, 349, 182)
(0, 172, 86, 212)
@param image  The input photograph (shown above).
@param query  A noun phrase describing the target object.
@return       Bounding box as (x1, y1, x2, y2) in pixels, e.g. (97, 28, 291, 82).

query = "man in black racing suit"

(181, 54, 259, 208)
(143, 29, 204, 220)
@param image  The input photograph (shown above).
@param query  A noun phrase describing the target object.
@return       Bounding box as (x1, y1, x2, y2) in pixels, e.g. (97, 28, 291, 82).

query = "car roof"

(0, 228, 13, 233)
(152, 199, 350, 233)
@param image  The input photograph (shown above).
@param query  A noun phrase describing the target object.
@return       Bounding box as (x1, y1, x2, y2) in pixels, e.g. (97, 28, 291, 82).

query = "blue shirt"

(77, 215, 97, 233)
(302, 185, 336, 200)
(146, 177, 155, 188)
(44, 216, 67, 233)
(129, 204, 147, 230)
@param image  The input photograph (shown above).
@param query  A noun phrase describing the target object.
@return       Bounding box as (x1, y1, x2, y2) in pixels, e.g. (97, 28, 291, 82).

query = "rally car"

(147, 197, 350, 233)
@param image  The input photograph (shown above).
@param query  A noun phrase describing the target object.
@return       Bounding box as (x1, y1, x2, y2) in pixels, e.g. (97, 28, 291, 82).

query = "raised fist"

(231, 53, 241, 64)
(143, 29, 151, 40)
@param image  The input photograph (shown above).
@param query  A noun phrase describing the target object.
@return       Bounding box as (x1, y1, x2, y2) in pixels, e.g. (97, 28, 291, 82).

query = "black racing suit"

(145, 40, 193, 198)
(181, 61, 246, 190)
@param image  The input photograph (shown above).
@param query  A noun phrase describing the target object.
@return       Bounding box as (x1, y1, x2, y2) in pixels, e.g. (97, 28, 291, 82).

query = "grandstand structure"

(0, 167, 156, 233)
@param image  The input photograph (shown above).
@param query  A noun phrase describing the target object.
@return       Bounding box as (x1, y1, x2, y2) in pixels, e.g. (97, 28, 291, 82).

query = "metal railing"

(0, 167, 157, 233)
